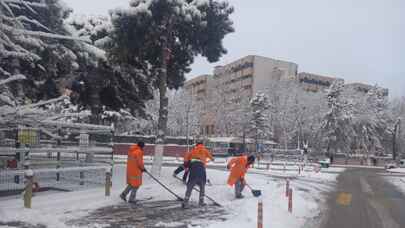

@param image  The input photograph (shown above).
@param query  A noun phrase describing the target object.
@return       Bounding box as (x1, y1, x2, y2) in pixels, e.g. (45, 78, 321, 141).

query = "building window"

(243, 85, 252, 90)
(197, 89, 206, 94)
(299, 77, 331, 87)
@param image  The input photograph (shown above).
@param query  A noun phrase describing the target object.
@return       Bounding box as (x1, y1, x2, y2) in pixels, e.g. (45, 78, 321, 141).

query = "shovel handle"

(145, 171, 184, 201)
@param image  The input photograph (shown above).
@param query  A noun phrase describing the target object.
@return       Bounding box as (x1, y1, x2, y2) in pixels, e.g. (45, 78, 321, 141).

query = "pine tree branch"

(1, 23, 90, 42)
(0, 0, 15, 17)
(0, 66, 11, 77)
(15, 15, 51, 32)
(19, 95, 68, 110)
(2, 0, 47, 9)
(20, 0, 38, 15)
(0, 74, 26, 85)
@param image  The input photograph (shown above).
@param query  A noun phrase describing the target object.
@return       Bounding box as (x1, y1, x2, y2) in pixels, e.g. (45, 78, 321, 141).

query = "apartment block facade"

(184, 55, 388, 137)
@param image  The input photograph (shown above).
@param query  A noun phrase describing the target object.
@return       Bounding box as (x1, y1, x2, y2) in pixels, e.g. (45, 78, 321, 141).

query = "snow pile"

(387, 168, 405, 174)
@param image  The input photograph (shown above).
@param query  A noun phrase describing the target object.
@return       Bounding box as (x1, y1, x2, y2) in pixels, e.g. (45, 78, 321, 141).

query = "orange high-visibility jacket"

(127, 144, 145, 187)
(185, 144, 214, 166)
(183, 150, 192, 162)
(183, 150, 192, 167)
(227, 155, 249, 186)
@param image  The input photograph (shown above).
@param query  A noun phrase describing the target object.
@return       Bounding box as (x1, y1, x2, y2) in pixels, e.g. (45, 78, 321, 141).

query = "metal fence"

(0, 125, 113, 197)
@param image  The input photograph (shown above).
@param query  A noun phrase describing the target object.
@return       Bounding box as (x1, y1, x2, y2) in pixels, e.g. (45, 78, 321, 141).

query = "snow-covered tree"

(0, 0, 88, 105)
(248, 92, 271, 152)
(386, 97, 405, 160)
(319, 80, 355, 156)
(351, 86, 389, 159)
(107, 0, 234, 174)
(66, 15, 153, 120)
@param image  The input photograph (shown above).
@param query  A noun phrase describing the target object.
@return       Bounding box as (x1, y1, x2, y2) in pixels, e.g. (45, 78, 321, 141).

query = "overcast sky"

(65, 0, 404, 98)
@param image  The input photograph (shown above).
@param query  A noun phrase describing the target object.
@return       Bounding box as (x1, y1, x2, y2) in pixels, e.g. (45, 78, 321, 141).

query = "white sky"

(65, 0, 405, 98)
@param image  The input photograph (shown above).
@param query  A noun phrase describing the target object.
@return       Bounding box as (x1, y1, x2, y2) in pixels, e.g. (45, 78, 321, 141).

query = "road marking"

(336, 192, 352, 206)
(369, 199, 400, 228)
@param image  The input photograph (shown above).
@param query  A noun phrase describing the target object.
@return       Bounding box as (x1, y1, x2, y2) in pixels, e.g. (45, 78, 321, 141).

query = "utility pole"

(398, 119, 402, 162)
(393, 118, 401, 162)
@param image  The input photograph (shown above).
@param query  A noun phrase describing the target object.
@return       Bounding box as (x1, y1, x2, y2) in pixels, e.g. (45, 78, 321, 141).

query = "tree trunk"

(393, 123, 398, 161)
(151, 19, 171, 175)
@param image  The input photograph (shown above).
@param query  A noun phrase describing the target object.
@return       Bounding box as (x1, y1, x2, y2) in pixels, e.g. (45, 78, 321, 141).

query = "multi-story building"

(185, 55, 298, 136)
(183, 74, 210, 103)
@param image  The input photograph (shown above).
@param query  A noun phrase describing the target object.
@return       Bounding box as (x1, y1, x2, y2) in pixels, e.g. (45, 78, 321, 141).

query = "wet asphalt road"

(320, 168, 405, 228)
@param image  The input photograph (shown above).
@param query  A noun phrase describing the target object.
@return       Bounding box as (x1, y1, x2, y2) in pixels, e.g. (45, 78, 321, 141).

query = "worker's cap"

(247, 155, 256, 163)
(137, 141, 145, 148)
(196, 141, 204, 145)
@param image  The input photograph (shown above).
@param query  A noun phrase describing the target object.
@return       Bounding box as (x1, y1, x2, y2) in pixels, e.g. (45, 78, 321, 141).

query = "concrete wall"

(252, 56, 298, 94)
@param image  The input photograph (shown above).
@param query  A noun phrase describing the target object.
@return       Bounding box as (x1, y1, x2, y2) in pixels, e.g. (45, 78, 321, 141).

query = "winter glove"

(141, 168, 147, 173)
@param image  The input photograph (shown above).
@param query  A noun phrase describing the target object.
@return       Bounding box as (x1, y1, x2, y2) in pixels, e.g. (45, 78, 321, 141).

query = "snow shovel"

(145, 170, 184, 201)
(246, 184, 262, 197)
(173, 175, 222, 207)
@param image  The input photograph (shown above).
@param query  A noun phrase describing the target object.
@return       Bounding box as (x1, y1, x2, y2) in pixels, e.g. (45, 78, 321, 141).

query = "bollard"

(288, 188, 293, 213)
(298, 165, 301, 175)
(285, 179, 290, 197)
(257, 198, 263, 228)
(105, 171, 111, 196)
(56, 152, 61, 181)
(24, 170, 34, 209)
(266, 163, 270, 170)
(79, 171, 84, 185)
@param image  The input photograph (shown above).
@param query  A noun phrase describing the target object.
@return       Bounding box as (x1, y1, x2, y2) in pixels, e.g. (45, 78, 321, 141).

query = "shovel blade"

(252, 190, 262, 197)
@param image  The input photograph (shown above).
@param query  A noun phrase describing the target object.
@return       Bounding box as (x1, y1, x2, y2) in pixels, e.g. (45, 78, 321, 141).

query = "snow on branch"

(1, 23, 90, 42)
(1, 0, 15, 16)
(15, 15, 51, 32)
(2, 0, 47, 9)
(16, 28, 90, 42)
(0, 74, 26, 85)
(0, 93, 14, 106)
(44, 111, 92, 121)
(40, 120, 114, 132)
(19, 95, 69, 110)
(20, 0, 39, 15)
(0, 66, 11, 77)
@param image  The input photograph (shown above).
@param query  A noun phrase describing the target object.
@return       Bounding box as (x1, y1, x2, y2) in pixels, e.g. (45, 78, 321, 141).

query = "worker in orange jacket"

(173, 150, 192, 183)
(227, 155, 255, 199)
(120, 141, 146, 204)
(182, 142, 214, 208)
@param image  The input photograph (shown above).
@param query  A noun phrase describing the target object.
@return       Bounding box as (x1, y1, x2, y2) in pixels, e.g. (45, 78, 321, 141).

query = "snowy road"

(320, 168, 405, 228)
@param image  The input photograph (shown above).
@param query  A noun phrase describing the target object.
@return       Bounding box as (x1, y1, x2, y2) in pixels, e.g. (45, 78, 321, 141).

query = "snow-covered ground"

(383, 168, 405, 195)
(0, 163, 342, 228)
(386, 168, 405, 174)
(385, 177, 405, 194)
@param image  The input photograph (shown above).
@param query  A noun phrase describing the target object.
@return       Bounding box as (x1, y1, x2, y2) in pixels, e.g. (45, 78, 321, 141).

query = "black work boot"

(236, 194, 245, 199)
(120, 193, 126, 202)
(182, 198, 190, 209)
(199, 199, 207, 207)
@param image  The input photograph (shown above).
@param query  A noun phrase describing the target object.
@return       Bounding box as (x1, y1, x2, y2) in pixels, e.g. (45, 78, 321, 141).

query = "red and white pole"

(257, 198, 263, 228)
(288, 188, 293, 213)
